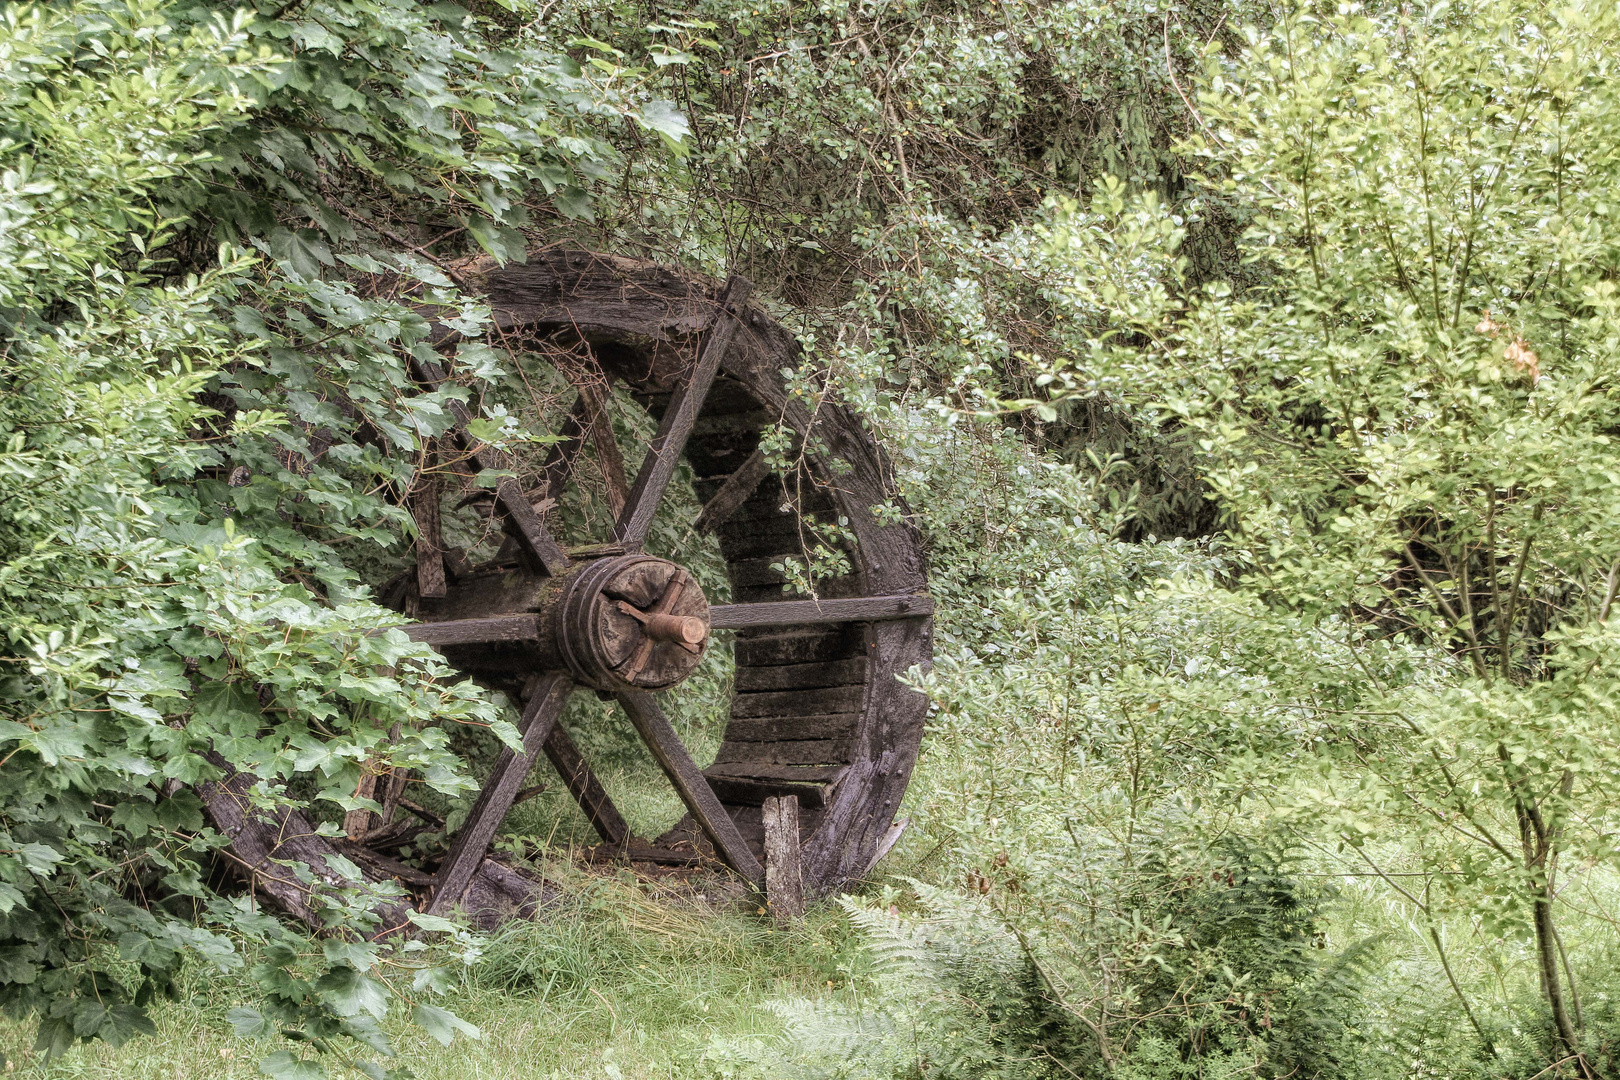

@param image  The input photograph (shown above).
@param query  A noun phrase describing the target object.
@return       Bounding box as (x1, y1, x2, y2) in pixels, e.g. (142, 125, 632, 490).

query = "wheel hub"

(554, 554, 711, 692)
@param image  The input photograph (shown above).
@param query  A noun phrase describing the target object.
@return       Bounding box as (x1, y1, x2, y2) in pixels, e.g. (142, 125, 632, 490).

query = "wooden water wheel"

(200, 250, 932, 930)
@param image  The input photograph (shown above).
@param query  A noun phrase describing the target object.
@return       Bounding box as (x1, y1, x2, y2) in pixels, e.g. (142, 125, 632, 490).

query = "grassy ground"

(0, 848, 900, 1080)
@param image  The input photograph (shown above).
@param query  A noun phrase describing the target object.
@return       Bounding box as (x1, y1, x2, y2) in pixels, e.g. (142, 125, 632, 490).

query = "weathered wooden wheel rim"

(402, 249, 933, 901)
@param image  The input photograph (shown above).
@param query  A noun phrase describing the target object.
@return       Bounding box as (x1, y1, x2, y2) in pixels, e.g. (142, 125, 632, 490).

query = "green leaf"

(96, 1004, 156, 1048)
(411, 1003, 479, 1046)
(316, 966, 390, 1019)
(227, 1007, 271, 1037)
(636, 100, 690, 142)
(0, 945, 39, 984)
(156, 790, 204, 831)
(18, 843, 62, 874)
(110, 801, 160, 839)
(322, 939, 378, 970)
(268, 227, 333, 282)
(488, 717, 524, 752)
(34, 1016, 75, 1060)
(465, 216, 528, 265)
(259, 1050, 327, 1080)
(551, 186, 594, 222)
(405, 912, 459, 934)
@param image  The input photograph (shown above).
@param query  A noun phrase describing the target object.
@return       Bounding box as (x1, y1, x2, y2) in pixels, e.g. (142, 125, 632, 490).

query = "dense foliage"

(0, 0, 681, 1073)
(9, 0, 1620, 1078)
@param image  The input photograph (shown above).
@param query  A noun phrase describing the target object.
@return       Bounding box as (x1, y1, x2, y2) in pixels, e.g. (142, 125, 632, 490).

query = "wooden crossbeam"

(613, 277, 752, 549)
(707, 594, 933, 630)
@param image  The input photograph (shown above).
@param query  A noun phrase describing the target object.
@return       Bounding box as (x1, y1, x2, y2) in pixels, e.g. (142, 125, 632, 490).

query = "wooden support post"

(343, 770, 379, 841)
(762, 795, 805, 925)
(412, 454, 447, 599)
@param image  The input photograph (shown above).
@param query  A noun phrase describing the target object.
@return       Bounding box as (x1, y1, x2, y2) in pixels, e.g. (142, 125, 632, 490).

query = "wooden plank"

(613, 277, 752, 549)
(495, 477, 570, 576)
(703, 762, 848, 783)
(735, 659, 867, 692)
(706, 776, 827, 809)
(582, 843, 709, 866)
(541, 723, 629, 846)
(427, 675, 573, 916)
(682, 430, 764, 479)
(715, 508, 813, 540)
(731, 685, 866, 719)
(196, 752, 414, 934)
(616, 690, 764, 885)
(724, 556, 791, 589)
(694, 409, 778, 437)
(724, 713, 860, 742)
(733, 574, 868, 605)
(763, 796, 805, 925)
(399, 614, 541, 646)
(734, 627, 866, 667)
(695, 376, 766, 419)
(714, 738, 854, 766)
(710, 595, 933, 630)
(714, 527, 846, 562)
(694, 448, 770, 534)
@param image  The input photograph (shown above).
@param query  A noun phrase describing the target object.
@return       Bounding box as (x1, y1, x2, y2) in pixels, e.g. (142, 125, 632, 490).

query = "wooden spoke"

(694, 448, 770, 534)
(491, 378, 621, 567)
(494, 476, 570, 576)
(409, 354, 571, 576)
(491, 394, 590, 567)
(396, 614, 541, 646)
(612, 277, 752, 549)
(541, 724, 629, 846)
(427, 674, 573, 916)
(708, 594, 934, 630)
(575, 379, 629, 520)
(616, 690, 764, 886)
